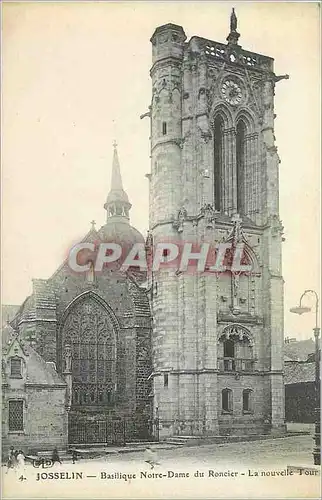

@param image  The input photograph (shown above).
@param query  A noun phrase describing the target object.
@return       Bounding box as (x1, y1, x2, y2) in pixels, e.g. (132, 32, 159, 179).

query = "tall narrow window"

(10, 358, 22, 378)
(213, 117, 223, 211)
(243, 389, 253, 412)
(9, 400, 24, 431)
(162, 122, 167, 135)
(164, 373, 169, 388)
(223, 339, 235, 371)
(236, 121, 246, 215)
(223, 339, 235, 358)
(222, 389, 233, 412)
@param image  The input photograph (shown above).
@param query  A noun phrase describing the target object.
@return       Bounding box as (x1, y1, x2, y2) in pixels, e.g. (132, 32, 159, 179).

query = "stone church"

(2, 146, 153, 452)
(2, 11, 287, 452)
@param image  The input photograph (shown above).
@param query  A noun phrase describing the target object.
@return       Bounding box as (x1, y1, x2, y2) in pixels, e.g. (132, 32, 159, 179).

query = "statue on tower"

(226, 7, 240, 46)
(230, 8, 237, 32)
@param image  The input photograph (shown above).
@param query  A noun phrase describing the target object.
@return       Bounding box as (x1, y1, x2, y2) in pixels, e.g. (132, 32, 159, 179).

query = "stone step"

(165, 439, 187, 446)
(166, 431, 308, 447)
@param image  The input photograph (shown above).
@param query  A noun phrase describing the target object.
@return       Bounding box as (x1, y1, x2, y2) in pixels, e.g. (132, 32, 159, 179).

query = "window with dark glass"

(222, 389, 233, 412)
(236, 120, 246, 215)
(243, 389, 252, 412)
(214, 116, 223, 211)
(9, 400, 24, 431)
(223, 339, 235, 358)
(10, 358, 22, 378)
(164, 373, 169, 388)
(223, 339, 235, 371)
(162, 122, 167, 135)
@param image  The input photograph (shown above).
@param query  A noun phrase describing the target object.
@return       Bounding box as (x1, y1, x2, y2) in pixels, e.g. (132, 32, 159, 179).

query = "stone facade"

(147, 17, 286, 438)
(2, 331, 67, 458)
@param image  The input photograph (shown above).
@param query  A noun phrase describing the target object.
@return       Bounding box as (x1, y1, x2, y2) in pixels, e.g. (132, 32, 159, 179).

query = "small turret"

(150, 23, 186, 66)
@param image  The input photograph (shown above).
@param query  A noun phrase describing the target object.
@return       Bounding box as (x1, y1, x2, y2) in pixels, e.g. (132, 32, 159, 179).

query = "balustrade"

(218, 357, 256, 372)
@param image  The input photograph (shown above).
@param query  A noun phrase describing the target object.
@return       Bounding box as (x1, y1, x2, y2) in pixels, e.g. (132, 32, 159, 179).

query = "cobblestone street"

(100, 433, 317, 468)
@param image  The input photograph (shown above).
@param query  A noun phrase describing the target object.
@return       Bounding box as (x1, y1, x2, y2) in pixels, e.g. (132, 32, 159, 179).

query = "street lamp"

(290, 289, 320, 465)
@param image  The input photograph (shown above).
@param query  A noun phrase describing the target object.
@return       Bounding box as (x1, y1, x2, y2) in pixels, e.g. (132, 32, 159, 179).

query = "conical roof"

(104, 142, 131, 208)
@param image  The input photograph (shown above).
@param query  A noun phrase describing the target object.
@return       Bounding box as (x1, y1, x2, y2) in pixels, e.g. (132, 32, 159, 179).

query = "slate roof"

(7, 278, 57, 329)
(98, 220, 145, 246)
(284, 338, 318, 362)
(284, 361, 315, 385)
(19, 295, 36, 322)
(32, 279, 56, 310)
(22, 342, 66, 386)
(2, 335, 66, 387)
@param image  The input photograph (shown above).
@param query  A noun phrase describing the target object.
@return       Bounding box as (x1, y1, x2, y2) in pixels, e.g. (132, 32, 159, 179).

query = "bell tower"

(147, 11, 288, 438)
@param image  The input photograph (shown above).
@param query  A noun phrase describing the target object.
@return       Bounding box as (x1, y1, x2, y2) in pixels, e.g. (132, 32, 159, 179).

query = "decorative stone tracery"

(219, 323, 253, 346)
(60, 292, 118, 406)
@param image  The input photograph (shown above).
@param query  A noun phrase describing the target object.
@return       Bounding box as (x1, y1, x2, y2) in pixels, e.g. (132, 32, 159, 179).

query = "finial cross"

(90, 220, 96, 230)
(113, 140, 117, 149)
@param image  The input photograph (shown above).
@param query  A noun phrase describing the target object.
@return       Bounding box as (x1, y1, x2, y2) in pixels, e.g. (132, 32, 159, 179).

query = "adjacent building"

(284, 338, 320, 423)
(2, 325, 67, 453)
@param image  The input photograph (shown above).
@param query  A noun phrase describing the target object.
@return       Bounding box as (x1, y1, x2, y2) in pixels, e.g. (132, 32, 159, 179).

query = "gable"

(3, 337, 65, 387)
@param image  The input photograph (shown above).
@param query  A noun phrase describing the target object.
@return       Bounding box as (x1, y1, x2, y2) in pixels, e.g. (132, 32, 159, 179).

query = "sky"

(2, 1, 321, 339)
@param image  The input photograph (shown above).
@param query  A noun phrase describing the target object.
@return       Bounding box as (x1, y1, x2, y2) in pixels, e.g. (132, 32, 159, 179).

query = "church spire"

(110, 141, 124, 191)
(104, 141, 132, 222)
(226, 7, 240, 46)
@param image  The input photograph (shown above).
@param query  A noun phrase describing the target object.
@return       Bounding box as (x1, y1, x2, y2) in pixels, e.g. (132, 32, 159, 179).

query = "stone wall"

(12, 262, 152, 441)
(149, 24, 285, 438)
(2, 386, 67, 458)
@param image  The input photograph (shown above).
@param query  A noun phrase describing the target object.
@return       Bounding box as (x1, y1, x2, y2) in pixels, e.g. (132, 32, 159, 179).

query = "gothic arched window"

(60, 294, 117, 407)
(213, 116, 224, 212)
(219, 326, 255, 372)
(236, 120, 246, 215)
